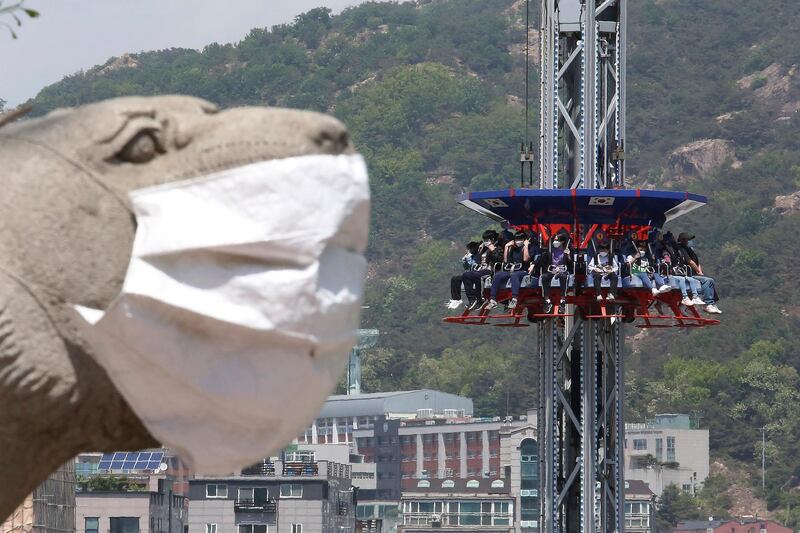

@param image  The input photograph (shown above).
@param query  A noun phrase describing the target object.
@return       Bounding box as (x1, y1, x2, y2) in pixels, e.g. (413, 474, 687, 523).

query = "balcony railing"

(283, 462, 319, 477)
(402, 513, 512, 527)
(241, 461, 276, 476)
(234, 499, 277, 513)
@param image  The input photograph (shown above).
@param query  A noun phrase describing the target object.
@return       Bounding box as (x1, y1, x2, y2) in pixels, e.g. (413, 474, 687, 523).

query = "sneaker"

(508, 298, 518, 310)
(466, 299, 478, 311)
(705, 304, 722, 314)
(543, 299, 553, 313)
(596, 294, 604, 301)
(691, 296, 705, 306)
(651, 288, 660, 296)
(657, 285, 673, 294)
(606, 293, 615, 301)
(446, 299, 463, 310)
(681, 297, 694, 306)
(485, 299, 498, 310)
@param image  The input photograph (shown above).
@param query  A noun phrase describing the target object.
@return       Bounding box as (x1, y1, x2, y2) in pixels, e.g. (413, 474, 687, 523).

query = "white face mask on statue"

(71, 154, 370, 475)
(552, 241, 562, 249)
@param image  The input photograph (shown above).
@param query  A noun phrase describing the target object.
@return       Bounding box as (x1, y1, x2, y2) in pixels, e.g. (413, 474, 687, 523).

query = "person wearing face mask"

(676, 232, 722, 314)
(462, 229, 504, 310)
(626, 239, 672, 296)
(447, 241, 481, 309)
(656, 232, 704, 308)
(536, 232, 573, 313)
(485, 231, 534, 311)
(588, 241, 620, 301)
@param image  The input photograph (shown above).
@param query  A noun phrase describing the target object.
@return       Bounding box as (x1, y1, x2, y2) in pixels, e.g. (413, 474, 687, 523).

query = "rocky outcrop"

(98, 53, 140, 75)
(666, 139, 739, 183)
(737, 63, 798, 100)
(774, 191, 800, 215)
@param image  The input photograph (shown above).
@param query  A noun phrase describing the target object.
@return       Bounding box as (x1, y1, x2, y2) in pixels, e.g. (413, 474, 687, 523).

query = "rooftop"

(624, 479, 655, 497)
(319, 389, 474, 419)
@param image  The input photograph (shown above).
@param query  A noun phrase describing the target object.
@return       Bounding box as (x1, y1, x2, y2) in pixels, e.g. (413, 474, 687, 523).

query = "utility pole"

(761, 426, 766, 490)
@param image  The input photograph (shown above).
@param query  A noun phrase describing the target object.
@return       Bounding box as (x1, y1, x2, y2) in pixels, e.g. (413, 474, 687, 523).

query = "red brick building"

(674, 518, 792, 533)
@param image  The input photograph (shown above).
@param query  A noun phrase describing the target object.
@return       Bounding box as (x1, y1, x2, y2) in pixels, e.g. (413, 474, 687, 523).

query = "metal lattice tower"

(538, 2, 627, 533)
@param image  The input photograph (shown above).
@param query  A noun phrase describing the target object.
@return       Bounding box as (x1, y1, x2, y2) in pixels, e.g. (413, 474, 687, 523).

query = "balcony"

(283, 462, 319, 477)
(234, 499, 277, 513)
(241, 461, 276, 476)
(402, 513, 512, 528)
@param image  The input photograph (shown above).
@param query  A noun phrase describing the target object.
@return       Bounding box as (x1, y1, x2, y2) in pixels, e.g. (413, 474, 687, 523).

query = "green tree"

(655, 485, 703, 533)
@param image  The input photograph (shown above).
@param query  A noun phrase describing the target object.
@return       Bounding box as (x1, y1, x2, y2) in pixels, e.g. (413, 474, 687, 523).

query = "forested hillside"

(20, 0, 800, 524)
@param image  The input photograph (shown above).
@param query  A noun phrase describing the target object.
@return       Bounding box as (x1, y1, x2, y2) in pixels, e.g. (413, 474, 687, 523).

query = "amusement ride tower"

(444, 2, 719, 533)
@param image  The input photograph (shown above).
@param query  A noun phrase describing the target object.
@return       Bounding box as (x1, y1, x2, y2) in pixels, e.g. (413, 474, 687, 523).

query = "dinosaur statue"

(0, 95, 367, 518)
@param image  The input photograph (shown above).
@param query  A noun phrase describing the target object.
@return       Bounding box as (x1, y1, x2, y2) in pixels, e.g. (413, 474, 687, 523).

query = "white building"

(624, 414, 709, 496)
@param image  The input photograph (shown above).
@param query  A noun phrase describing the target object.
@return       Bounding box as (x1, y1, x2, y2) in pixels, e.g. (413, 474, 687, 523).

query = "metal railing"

(234, 499, 277, 513)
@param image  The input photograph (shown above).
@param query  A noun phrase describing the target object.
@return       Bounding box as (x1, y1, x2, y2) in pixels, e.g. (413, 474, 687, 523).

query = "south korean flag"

(589, 196, 615, 206)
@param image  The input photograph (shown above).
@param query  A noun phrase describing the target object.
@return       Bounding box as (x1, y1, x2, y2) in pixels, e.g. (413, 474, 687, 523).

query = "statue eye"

(117, 130, 162, 164)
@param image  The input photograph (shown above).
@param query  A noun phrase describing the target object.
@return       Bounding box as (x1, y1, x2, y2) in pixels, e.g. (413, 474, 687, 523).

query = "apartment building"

(625, 480, 656, 533)
(625, 414, 709, 496)
(188, 459, 354, 533)
(397, 477, 514, 533)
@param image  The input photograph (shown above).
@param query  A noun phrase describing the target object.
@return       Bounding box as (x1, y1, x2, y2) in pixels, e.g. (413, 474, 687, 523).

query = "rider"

(447, 241, 481, 309)
(485, 231, 534, 311)
(676, 232, 722, 315)
(589, 241, 620, 301)
(537, 231, 573, 313)
(462, 230, 504, 310)
(657, 231, 704, 307)
(626, 238, 672, 296)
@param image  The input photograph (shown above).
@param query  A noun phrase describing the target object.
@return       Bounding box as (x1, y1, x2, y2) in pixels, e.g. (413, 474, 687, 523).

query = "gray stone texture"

(0, 95, 354, 520)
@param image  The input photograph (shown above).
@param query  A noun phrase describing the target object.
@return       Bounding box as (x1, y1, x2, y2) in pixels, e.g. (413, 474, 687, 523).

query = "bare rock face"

(737, 63, 798, 101)
(774, 191, 800, 215)
(0, 95, 353, 520)
(98, 53, 140, 75)
(666, 139, 739, 183)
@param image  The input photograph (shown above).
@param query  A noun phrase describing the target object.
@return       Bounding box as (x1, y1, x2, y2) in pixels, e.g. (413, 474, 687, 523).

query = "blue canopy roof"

(458, 188, 707, 228)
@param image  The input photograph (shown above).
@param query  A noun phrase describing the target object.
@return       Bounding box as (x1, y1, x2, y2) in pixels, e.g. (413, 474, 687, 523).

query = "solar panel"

(93, 450, 167, 472)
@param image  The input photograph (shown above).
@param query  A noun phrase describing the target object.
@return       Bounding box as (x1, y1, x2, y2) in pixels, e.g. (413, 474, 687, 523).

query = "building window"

(683, 484, 692, 493)
(466, 480, 480, 488)
(292, 525, 302, 533)
(633, 439, 647, 450)
(280, 484, 303, 498)
(206, 484, 228, 498)
(85, 518, 99, 533)
(520, 439, 539, 525)
(238, 525, 267, 533)
(667, 436, 676, 462)
(109, 518, 139, 533)
(205, 525, 217, 533)
(417, 480, 430, 488)
(655, 438, 663, 461)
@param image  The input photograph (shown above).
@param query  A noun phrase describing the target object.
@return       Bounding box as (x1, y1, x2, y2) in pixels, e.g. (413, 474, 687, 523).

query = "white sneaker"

(508, 298, 518, 309)
(657, 285, 673, 294)
(705, 304, 722, 314)
(681, 297, 694, 306)
(446, 299, 463, 310)
(691, 296, 705, 306)
(606, 293, 615, 301)
(651, 288, 659, 296)
(596, 294, 604, 301)
(485, 299, 498, 310)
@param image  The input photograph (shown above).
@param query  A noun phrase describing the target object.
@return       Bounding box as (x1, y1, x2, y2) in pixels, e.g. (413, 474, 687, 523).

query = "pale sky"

(0, 1, 367, 106)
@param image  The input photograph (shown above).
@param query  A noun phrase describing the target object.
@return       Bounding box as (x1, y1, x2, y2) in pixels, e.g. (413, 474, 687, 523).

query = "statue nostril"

(315, 129, 350, 154)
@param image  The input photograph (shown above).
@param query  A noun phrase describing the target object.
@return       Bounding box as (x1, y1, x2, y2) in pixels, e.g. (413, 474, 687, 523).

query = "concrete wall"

(277, 500, 323, 533)
(76, 493, 150, 533)
(188, 499, 234, 533)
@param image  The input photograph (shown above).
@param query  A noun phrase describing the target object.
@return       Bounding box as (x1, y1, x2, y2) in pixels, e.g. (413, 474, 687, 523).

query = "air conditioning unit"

(520, 489, 538, 497)
(417, 409, 434, 418)
(443, 409, 465, 418)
